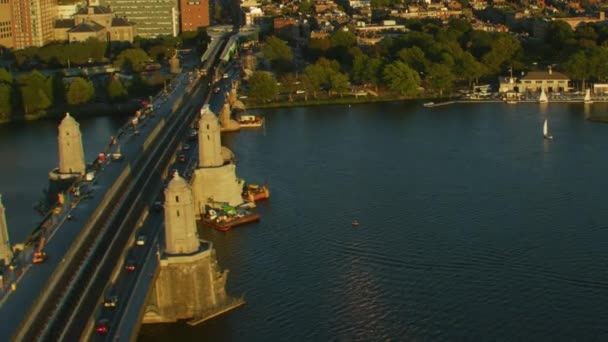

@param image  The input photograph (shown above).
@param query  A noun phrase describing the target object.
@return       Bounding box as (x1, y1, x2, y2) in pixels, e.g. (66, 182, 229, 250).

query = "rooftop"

(521, 71, 570, 80)
(75, 5, 112, 15)
(68, 21, 105, 33)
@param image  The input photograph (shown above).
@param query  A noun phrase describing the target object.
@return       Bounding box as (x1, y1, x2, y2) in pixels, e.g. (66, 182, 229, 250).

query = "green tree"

(247, 71, 279, 102)
(66, 77, 95, 105)
(329, 72, 350, 97)
(383, 61, 421, 96)
(262, 36, 293, 73)
(84, 38, 107, 62)
(455, 52, 486, 87)
(0, 83, 12, 119)
(564, 51, 591, 90)
(0, 67, 13, 84)
(107, 77, 128, 102)
(426, 64, 455, 96)
(330, 30, 356, 48)
(19, 71, 52, 114)
(0, 68, 13, 119)
(398, 47, 428, 73)
(114, 48, 151, 72)
(480, 33, 521, 75)
(278, 73, 298, 101)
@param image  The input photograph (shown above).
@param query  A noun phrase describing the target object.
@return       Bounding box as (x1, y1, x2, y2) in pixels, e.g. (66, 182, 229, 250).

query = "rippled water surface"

(2, 102, 608, 340)
(137, 102, 608, 341)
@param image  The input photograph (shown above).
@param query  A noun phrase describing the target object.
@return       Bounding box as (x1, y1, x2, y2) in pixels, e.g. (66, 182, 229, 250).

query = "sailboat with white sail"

(584, 89, 593, 104)
(543, 118, 553, 140)
(538, 88, 548, 104)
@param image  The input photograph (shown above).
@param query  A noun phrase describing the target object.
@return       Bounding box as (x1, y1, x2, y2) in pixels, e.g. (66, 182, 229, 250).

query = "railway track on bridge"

(13, 76, 208, 342)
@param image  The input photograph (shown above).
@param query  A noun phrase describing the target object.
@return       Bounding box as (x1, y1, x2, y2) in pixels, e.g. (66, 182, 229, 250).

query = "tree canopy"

(248, 71, 279, 102)
(66, 77, 95, 105)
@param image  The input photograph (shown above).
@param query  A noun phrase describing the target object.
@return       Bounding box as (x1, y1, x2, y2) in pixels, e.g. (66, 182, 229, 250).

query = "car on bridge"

(124, 260, 136, 272)
(103, 295, 118, 308)
(95, 319, 110, 335)
(136, 235, 146, 246)
(153, 201, 163, 212)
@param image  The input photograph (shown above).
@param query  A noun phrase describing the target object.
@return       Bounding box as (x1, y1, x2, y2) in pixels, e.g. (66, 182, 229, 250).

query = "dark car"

(178, 154, 186, 163)
(95, 319, 110, 335)
(213, 87, 221, 94)
(153, 201, 163, 212)
(103, 295, 118, 308)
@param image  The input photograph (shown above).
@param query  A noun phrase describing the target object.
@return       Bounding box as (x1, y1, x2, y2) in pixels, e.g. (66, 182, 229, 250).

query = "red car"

(124, 260, 136, 272)
(95, 319, 110, 335)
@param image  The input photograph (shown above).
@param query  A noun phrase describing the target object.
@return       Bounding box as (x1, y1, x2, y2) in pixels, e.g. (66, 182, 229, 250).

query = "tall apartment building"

(12, 0, 58, 49)
(0, 0, 13, 48)
(179, 0, 210, 32)
(102, 0, 178, 37)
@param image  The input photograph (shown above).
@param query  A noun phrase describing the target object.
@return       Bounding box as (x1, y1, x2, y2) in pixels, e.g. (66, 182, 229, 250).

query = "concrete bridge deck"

(0, 32, 237, 341)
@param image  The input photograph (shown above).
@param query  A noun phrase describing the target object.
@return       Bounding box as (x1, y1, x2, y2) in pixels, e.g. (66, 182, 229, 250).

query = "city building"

(11, 0, 58, 49)
(53, 3, 136, 43)
(499, 68, 571, 93)
(102, 0, 179, 37)
(57, 2, 86, 19)
(179, 0, 210, 32)
(0, 0, 13, 48)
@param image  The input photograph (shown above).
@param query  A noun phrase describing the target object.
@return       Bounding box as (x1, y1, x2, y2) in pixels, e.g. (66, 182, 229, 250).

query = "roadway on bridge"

(0, 57, 201, 340)
(89, 61, 243, 341)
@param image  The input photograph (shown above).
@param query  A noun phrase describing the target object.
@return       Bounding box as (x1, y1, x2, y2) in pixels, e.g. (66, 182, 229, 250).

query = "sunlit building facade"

(102, 0, 178, 37)
(179, 0, 209, 32)
(0, 0, 13, 48)
(12, 0, 58, 49)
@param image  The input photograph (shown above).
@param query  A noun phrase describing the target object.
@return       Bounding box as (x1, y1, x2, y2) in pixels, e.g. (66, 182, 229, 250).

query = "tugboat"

(238, 114, 264, 128)
(242, 182, 270, 203)
(202, 205, 260, 231)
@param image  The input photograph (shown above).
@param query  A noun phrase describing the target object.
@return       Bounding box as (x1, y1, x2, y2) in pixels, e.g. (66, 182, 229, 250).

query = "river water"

(2, 102, 608, 340)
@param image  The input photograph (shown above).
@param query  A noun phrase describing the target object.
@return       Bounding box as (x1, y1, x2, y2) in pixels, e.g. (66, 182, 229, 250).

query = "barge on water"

(202, 206, 260, 232)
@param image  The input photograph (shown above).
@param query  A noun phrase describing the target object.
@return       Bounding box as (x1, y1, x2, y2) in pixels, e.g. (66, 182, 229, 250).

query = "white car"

(136, 235, 146, 246)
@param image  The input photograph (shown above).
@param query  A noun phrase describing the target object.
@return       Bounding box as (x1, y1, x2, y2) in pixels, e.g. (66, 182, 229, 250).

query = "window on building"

(175, 195, 179, 202)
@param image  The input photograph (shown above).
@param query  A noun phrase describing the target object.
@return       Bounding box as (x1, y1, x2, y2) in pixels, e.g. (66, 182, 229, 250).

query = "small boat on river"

(243, 183, 270, 203)
(423, 102, 435, 107)
(238, 115, 264, 128)
(584, 89, 593, 104)
(539, 88, 548, 104)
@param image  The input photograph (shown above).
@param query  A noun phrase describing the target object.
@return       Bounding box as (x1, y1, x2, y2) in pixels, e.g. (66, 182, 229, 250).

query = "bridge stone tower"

(218, 102, 240, 132)
(0, 195, 12, 266)
(51, 113, 85, 179)
(198, 107, 224, 167)
(163, 172, 199, 254)
(191, 107, 244, 216)
(143, 172, 242, 324)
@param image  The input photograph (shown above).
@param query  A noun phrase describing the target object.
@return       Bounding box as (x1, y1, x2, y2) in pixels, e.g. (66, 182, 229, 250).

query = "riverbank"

(245, 93, 446, 109)
(0, 101, 144, 125)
